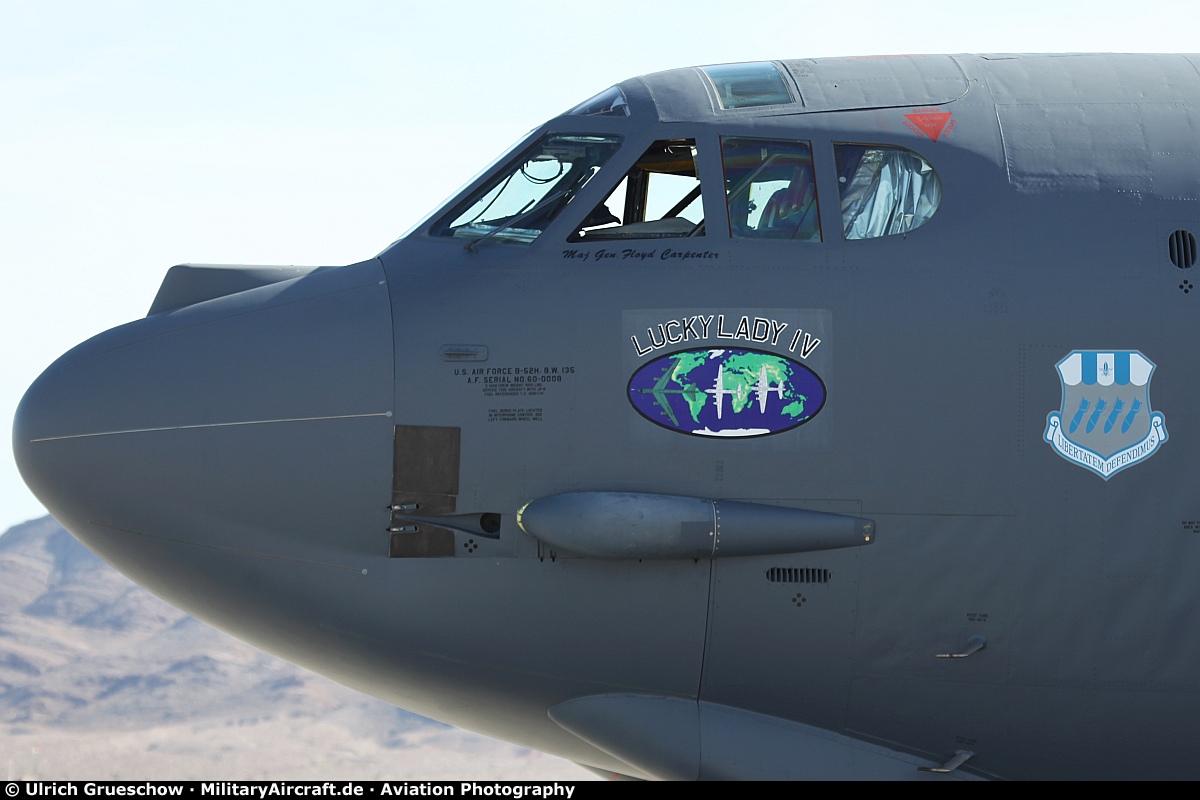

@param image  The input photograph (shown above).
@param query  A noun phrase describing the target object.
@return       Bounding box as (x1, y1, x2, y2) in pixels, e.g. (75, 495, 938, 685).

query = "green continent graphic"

(670, 351, 710, 423)
(782, 399, 808, 419)
(658, 351, 809, 424)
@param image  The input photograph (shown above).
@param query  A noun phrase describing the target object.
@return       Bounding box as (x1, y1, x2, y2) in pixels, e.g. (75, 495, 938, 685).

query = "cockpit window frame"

(720, 136, 823, 242)
(569, 137, 707, 242)
(427, 131, 625, 248)
(405, 125, 731, 256)
(833, 141, 943, 241)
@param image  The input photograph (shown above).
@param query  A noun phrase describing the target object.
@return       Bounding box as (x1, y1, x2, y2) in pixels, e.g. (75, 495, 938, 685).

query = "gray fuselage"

(14, 53, 1200, 780)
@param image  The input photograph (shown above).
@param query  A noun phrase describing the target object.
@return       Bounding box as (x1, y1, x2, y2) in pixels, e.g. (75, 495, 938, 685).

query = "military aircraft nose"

(13, 261, 396, 596)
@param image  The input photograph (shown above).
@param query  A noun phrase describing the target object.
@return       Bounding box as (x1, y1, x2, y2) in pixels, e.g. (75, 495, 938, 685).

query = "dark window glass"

(722, 137, 820, 241)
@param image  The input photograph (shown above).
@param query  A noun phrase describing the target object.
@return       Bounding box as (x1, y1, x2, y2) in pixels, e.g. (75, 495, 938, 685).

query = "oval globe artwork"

(627, 348, 826, 438)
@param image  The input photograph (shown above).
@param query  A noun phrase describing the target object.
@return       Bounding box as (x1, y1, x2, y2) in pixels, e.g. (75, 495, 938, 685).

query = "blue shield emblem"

(1044, 351, 1168, 479)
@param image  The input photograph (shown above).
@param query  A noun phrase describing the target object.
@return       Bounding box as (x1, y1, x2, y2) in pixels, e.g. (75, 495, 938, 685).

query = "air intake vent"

(1169, 230, 1196, 269)
(766, 567, 830, 584)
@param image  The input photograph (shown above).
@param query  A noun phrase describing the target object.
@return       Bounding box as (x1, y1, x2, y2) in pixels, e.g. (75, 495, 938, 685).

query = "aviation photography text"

(10, 784, 584, 800)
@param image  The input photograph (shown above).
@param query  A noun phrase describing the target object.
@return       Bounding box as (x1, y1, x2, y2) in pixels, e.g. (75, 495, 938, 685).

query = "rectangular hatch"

(389, 425, 460, 558)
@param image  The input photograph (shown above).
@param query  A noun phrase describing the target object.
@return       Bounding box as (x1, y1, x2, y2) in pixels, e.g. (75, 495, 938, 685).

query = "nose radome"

(13, 260, 396, 588)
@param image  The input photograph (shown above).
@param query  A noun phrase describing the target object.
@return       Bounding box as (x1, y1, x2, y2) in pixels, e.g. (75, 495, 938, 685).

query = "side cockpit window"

(572, 139, 704, 240)
(432, 134, 622, 246)
(722, 137, 820, 241)
(834, 144, 941, 239)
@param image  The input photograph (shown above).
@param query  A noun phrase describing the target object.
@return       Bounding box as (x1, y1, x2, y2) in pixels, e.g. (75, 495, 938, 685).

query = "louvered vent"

(766, 567, 830, 584)
(1169, 230, 1196, 269)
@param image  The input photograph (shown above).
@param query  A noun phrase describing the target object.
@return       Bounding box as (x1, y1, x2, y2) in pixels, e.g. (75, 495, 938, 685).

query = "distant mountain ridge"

(0, 516, 590, 780)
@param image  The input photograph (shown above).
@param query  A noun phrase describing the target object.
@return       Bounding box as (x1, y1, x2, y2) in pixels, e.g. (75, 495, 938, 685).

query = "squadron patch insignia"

(1044, 351, 1168, 479)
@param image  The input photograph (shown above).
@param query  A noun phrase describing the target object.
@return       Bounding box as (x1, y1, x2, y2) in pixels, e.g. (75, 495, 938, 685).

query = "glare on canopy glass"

(433, 134, 623, 245)
(701, 62, 793, 110)
(568, 86, 630, 117)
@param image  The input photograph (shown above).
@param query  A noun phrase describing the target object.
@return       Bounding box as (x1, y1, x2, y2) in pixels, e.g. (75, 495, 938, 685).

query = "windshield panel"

(432, 134, 623, 245)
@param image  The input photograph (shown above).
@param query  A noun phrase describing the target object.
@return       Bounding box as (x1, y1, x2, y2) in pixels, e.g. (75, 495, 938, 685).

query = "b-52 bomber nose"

(15, 51, 1200, 780)
(12, 260, 395, 630)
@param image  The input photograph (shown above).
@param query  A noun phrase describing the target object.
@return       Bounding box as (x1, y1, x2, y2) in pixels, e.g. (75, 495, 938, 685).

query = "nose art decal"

(627, 348, 826, 438)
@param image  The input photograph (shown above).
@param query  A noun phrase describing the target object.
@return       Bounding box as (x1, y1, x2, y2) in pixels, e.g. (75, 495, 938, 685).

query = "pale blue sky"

(2, 0, 1196, 529)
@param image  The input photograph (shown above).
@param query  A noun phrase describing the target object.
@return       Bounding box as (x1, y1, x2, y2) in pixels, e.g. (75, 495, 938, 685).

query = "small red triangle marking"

(904, 111, 952, 142)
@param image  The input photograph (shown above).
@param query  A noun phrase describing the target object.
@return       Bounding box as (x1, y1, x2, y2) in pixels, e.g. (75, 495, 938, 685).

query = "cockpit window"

(571, 139, 704, 241)
(701, 62, 794, 110)
(568, 86, 630, 117)
(722, 137, 820, 240)
(834, 144, 942, 239)
(432, 133, 623, 246)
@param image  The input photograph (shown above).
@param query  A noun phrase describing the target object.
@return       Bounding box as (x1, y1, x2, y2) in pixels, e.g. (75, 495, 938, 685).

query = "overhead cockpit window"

(568, 86, 630, 117)
(721, 138, 820, 241)
(571, 139, 704, 241)
(834, 144, 942, 240)
(432, 133, 623, 246)
(701, 62, 793, 110)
